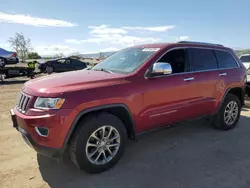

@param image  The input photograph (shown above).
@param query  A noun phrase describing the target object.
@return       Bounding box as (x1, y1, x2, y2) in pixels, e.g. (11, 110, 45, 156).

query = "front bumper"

(18, 125, 62, 157)
(10, 109, 62, 157)
(10, 107, 78, 157)
(37, 63, 46, 72)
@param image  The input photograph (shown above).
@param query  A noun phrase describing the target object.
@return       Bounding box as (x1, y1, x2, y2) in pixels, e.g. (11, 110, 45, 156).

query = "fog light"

(35, 127, 49, 137)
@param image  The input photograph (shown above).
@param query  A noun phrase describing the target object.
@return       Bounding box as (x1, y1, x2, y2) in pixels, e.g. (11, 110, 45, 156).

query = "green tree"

(8, 33, 31, 62)
(27, 52, 41, 59)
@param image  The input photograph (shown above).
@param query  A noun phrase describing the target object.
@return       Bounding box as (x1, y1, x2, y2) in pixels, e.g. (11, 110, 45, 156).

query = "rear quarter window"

(214, 50, 238, 69)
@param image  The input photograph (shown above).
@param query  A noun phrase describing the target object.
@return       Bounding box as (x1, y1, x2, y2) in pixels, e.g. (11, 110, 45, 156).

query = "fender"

(216, 87, 245, 113)
(61, 103, 136, 151)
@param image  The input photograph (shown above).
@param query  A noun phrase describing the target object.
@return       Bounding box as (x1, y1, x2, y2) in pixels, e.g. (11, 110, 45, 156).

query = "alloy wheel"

(46, 66, 53, 74)
(224, 101, 238, 125)
(85, 125, 120, 165)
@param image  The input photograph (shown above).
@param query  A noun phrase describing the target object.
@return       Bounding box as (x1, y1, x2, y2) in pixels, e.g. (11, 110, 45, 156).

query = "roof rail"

(178, 41, 224, 47)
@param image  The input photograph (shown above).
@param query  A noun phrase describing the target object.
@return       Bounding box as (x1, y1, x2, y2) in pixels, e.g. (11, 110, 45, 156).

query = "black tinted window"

(157, 49, 187, 74)
(71, 59, 80, 65)
(215, 50, 238, 68)
(189, 48, 217, 71)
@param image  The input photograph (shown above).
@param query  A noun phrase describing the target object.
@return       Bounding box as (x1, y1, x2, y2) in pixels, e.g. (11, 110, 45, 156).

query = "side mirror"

(151, 62, 172, 75)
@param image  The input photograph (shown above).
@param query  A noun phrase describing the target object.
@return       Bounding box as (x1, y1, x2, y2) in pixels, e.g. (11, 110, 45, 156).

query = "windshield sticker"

(142, 48, 160, 52)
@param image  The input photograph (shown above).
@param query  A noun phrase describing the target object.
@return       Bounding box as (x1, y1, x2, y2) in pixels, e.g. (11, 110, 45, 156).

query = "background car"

(37, 57, 88, 74)
(240, 54, 250, 71)
(0, 47, 19, 67)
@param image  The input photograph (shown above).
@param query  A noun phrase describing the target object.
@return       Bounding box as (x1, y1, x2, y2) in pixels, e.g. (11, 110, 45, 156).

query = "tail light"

(13, 52, 17, 57)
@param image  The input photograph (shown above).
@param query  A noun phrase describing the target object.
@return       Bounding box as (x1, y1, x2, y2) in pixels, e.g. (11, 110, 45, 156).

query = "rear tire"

(0, 57, 6, 68)
(69, 113, 127, 173)
(212, 93, 241, 130)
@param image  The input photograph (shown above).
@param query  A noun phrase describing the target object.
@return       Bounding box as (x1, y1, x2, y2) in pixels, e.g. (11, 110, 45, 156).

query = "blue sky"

(0, 0, 249, 56)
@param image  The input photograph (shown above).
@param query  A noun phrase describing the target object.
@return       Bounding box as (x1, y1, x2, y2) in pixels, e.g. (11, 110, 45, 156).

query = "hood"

(37, 59, 49, 64)
(23, 70, 127, 96)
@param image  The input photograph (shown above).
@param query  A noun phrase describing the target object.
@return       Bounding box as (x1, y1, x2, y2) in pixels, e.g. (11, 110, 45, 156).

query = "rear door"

(214, 50, 241, 106)
(187, 48, 220, 116)
(71, 59, 87, 70)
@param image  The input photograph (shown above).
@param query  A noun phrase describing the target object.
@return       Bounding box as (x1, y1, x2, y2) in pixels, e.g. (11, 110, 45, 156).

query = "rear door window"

(214, 50, 238, 69)
(71, 59, 87, 68)
(189, 48, 218, 71)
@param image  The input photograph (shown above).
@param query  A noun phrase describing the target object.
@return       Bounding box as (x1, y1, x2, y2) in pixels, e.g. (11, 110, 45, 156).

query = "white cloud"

(178, 36, 190, 41)
(122, 25, 175, 32)
(88, 25, 127, 34)
(65, 39, 83, 44)
(33, 45, 77, 56)
(65, 38, 105, 44)
(66, 34, 160, 46)
(0, 12, 77, 27)
(65, 24, 176, 53)
(112, 35, 160, 46)
(65, 25, 175, 47)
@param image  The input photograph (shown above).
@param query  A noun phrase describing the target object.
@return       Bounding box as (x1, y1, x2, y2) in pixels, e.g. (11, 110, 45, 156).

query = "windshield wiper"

(93, 68, 114, 74)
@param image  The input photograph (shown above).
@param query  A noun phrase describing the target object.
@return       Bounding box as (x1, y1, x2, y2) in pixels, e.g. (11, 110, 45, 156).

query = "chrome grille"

(16, 93, 31, 113)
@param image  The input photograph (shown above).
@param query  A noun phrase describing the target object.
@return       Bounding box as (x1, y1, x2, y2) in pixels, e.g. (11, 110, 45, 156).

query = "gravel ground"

(1, 77, 250, 188)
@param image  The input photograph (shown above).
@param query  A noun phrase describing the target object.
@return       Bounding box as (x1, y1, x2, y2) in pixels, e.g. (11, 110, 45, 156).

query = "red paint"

(14, 43, 246, 149)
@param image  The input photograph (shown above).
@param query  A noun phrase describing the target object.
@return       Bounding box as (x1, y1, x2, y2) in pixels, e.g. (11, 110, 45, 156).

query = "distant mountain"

(79, 52, 115, 58)
(234, 49, 250, 56)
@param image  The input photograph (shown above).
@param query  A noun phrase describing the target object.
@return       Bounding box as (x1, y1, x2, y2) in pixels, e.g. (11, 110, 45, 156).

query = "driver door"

(140, 48, 202, 131)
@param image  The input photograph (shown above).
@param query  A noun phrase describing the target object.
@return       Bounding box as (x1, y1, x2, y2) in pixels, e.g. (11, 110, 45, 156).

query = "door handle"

(184, 77, 194, 81)
(219, 73, 227, 76)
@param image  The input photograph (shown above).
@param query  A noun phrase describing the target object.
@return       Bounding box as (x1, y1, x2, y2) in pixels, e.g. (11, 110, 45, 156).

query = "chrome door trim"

(184, 77, 194, 81)
(149, 110, 177, 118)
(219, 73, 227, 76)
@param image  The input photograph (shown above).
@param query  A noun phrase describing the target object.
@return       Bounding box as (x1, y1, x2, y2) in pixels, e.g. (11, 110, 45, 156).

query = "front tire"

(69, 113, 127, 173)
(212, 93, 241, 130)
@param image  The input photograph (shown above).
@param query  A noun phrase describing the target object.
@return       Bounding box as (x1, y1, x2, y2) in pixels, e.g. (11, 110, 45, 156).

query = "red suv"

(11, 41, 247, 173)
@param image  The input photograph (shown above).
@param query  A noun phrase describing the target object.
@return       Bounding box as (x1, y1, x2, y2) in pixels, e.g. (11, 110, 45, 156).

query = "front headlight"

(34, 97, 65, 109)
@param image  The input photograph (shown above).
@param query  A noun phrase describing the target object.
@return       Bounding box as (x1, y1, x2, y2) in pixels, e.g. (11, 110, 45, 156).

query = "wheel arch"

(63, 104, 136, 150)
(217, 87, 245, 113)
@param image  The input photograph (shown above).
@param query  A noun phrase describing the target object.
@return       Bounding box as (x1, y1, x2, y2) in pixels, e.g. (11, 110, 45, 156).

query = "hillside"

(79, 52, 115, 58)
(235, 49, 250, 56)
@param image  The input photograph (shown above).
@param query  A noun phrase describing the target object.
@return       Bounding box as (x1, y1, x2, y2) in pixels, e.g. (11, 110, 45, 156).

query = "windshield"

(91, 47, 159, 74)
(240, 55, 250, 62)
